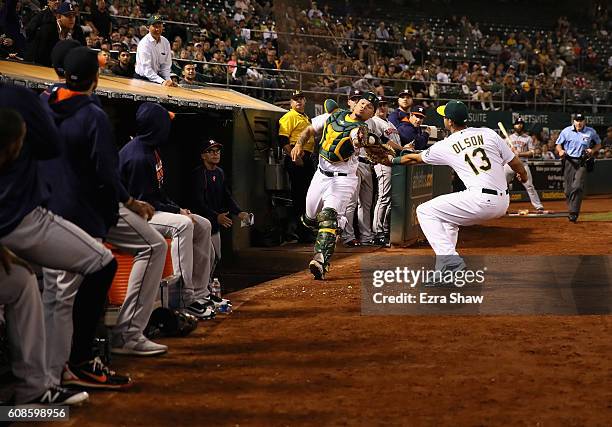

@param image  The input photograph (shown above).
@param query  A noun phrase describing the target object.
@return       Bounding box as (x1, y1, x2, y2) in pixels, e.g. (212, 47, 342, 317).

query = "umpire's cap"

(51, 39, 81, 77)
(200, 139, 223, 153)
(63, 47, 99, 84)
(574, 113, 586, 121)
(436, 100, 468, 125)
(324, 99, 339, 114)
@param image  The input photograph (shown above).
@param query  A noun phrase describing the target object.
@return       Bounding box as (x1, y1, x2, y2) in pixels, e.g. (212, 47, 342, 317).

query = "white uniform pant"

(306, 169, 359, 232)
(42, 206, 167, 384)
(416, 189, 509, 269)
(373, 164, 392, 236)
(344, 162, 374, 242)
(504, 163, 543, 210)
(149, 211, 213, 303)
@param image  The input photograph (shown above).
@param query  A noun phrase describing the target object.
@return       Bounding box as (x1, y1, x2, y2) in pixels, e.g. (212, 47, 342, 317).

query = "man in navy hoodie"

(388, 91, 431, 150)
(0, 85, 113, 405)
(119, 102, 215, 319)
(43, 48, 168, 390)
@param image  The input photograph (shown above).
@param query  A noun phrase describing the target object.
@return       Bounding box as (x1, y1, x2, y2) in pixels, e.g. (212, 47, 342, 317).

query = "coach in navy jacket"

(388, 105, 430, 150)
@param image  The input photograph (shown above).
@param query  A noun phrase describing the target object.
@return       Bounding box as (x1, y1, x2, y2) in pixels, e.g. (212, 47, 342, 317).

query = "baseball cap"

(410, 105, 426, 117)
(361, 91, 379, 109)
(377, 96, 387, 105)
(324, 99, 338, 114)
(63, 47, 99, 84)
(57, 1, 76, 15)
(51, 39, 81, 76)
(574, 113, 586, 121)
(349, 89, 362, 100)
(436, 100, 468, 125)
(147, 14, 163, 26)
(514, 117, 525, 125)
(291, 90, 305, 100)
(397, 89, 413, 98)
(200, 139, 223, 153)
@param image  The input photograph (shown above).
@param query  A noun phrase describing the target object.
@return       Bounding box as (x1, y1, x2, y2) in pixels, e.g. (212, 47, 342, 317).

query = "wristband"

(392, 156, 402, 165)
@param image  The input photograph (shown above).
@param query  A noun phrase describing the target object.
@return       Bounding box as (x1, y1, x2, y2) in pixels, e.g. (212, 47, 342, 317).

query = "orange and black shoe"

(62, 357, 133, 390)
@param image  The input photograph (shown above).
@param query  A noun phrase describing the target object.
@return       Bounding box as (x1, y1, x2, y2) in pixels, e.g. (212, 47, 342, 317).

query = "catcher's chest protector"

(318, 110, 365, 163)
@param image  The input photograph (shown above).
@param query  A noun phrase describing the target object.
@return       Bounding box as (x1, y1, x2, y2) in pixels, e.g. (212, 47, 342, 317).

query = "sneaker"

(203, 295, 232, 313)
(25, 386, 89, 406)
(62, 357, 132, 390)
(185, 299, 216, 320)
(344, 239, 361, 247)
(536, 207, 545, 213)
(424, 262, 467, 288)
(111, 335, 168, 357)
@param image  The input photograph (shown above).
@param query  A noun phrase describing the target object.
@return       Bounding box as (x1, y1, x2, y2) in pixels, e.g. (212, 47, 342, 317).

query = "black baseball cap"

(349, 89, 362, 100)
(57, 1, 76, 15)
(51, 39, 81, 76)
(410, 105, 426, 117)
(397, 89, 413, 98)
(291, 90, 305, 100)
(574, 113, 585, 121)
(514, 117, 525, 124)
(201, 139, 223, 153)
(63, 47, 99, 84)
(436, 100, 468, 125)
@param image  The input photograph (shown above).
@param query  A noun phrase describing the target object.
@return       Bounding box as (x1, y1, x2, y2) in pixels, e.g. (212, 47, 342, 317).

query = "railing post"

(562, 88, 566, 112)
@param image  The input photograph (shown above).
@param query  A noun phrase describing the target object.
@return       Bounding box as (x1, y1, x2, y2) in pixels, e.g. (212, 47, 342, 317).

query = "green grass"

(580, 211, 612, 222)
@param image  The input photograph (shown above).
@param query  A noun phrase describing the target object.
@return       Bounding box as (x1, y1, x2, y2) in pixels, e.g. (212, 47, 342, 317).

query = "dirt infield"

(44, 198, 612, 427)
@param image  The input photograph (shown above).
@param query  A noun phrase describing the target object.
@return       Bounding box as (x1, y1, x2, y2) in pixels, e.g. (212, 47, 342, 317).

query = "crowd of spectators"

(0, 0, 610, 109)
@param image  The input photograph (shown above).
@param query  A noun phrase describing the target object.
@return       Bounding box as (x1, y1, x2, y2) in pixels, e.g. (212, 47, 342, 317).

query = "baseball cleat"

(185, 299, 216, 320)
(201, 295, 232, 314)
(309, 259, 326, 280)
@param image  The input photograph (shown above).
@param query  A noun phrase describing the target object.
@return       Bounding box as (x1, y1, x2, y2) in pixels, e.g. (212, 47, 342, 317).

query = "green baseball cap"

(323, 99, 338, 114)
(361, 91, 379, 109)
(436, 100, 468, 124)
(147, 14, 163, 26)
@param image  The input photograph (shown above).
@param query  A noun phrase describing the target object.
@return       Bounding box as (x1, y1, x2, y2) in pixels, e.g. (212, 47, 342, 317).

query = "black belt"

(482, 188, 509, 196)
(358, 157, 372, 165)
(319, 167, 347, 177)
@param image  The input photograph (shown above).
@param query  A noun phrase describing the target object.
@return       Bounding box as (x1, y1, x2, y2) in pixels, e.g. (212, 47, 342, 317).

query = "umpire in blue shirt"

(555, 113, 601, 222)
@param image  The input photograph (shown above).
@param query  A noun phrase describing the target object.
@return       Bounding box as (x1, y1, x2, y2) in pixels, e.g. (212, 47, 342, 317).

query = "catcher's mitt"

(362, 132, 396, 165)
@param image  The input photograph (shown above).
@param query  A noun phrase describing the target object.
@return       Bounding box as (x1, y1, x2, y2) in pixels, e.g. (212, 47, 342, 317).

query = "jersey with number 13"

(421, 127, 515, 193)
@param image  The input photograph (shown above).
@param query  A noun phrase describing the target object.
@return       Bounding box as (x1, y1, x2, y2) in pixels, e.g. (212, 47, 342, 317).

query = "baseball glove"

(362, 133, 397, 165)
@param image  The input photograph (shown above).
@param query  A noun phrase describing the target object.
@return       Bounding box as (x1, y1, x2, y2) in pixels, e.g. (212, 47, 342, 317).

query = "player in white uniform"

(293, 93, 378, 280)
(370, 97, 402, 246)
(503, 117, 544, 211)
(391, 100, 527, 274)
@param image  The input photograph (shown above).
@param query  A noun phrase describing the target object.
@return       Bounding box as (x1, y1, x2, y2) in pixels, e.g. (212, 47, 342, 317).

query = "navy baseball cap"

(397, 89, 413, 98)
(436, 100, 468, 125)
(514, 117, 525, 124)
(349, 89, 362, 100)
(377, 96, 387, 105)
(574, 113, 586, 121)
(410, 105, 426, 117)
(57, 1, 76, 15)
(63, 47, 99, 84)
(51, 39, 81, 76)
(201, 139, 223, 153)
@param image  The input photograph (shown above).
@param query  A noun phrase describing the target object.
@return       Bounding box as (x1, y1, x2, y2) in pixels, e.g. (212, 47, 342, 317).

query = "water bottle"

(211, 278, 221, 298)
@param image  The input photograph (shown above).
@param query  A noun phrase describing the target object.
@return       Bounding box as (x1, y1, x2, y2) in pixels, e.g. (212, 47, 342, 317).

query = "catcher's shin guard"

(314, 208, 338, 268)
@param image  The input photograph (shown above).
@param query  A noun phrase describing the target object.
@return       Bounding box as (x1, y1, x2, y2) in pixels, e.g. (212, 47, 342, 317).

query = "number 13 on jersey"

(464, 147, 491, 175)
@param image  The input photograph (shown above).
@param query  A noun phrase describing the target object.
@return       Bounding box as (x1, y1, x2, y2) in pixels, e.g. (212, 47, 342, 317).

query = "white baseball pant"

(306, 169, 359, 232)
(149, 212, 213, 302)
(504, 163, 543, 210)
(344, 161, 375, 243)
(373, 164, 392, 237)
(42, 205, 167, 383)
(416, 188, 509, 270)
